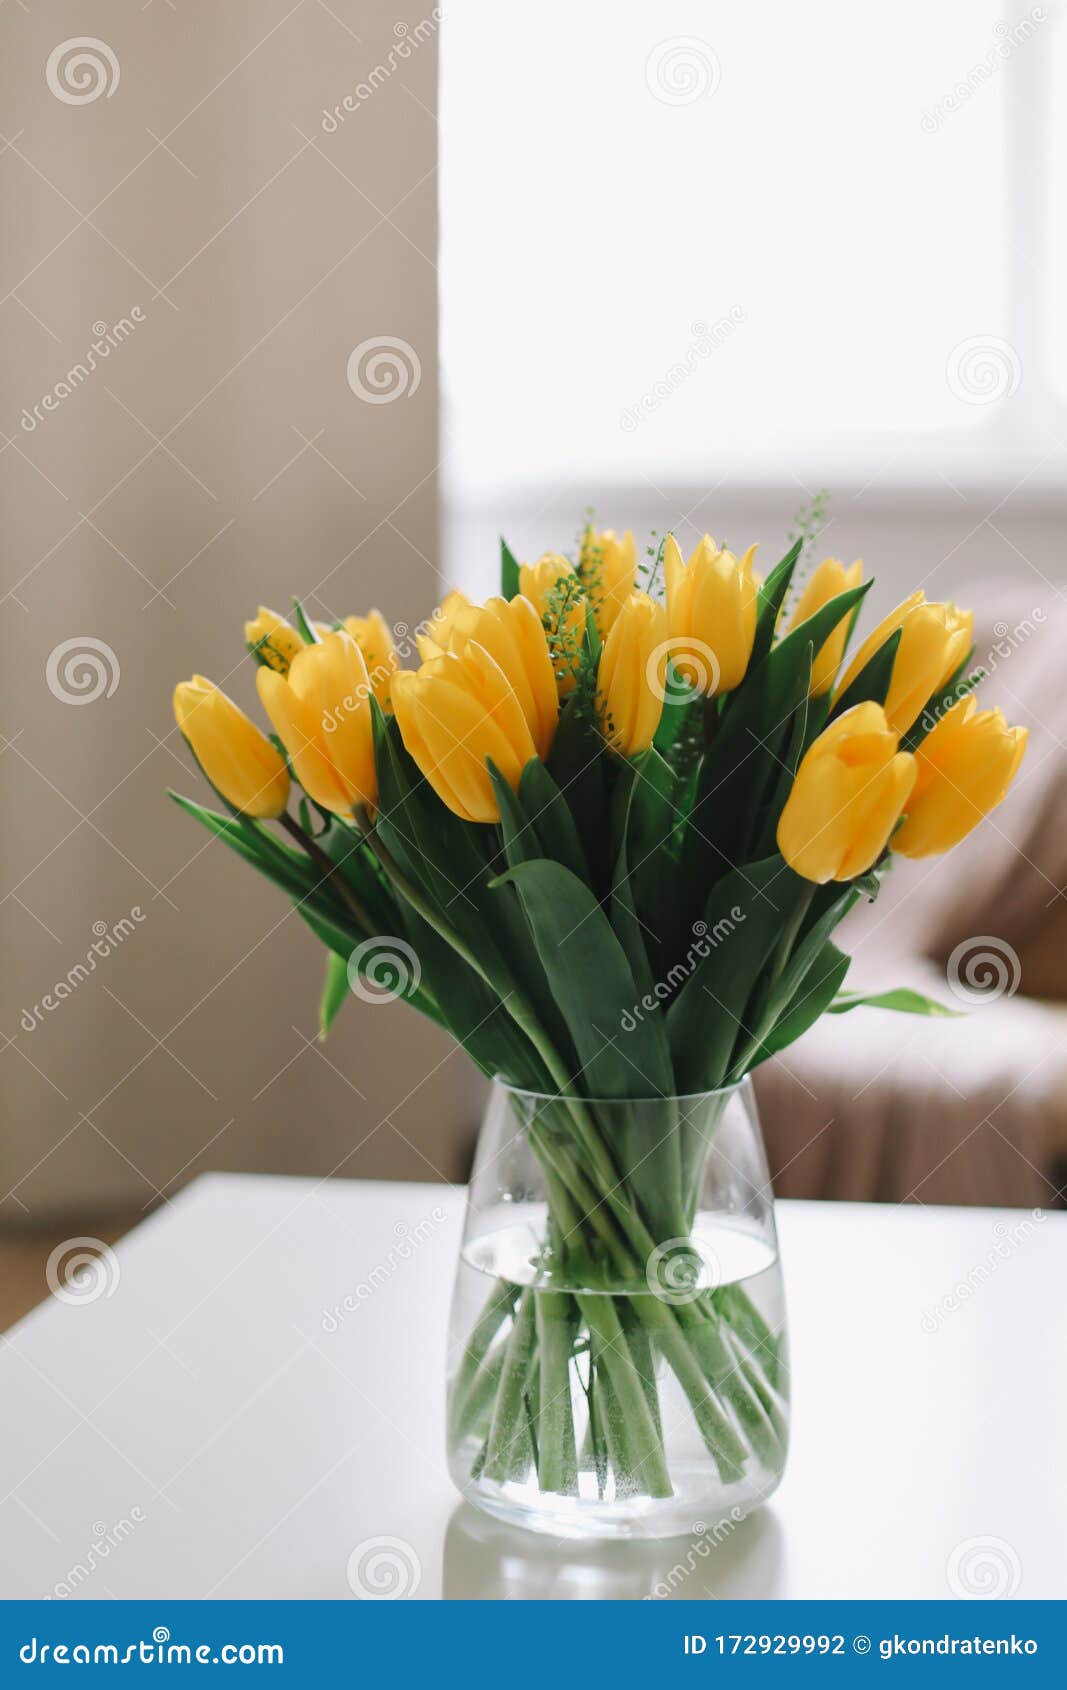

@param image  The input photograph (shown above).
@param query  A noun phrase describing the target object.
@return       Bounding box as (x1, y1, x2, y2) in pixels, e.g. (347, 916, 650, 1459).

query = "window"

(441, 0, 1061, 531)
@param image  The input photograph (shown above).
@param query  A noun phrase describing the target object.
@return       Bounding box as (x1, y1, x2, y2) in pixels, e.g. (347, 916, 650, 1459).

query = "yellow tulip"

(836, 593, 974, 734)
(342, 609, 399, 710)
(886, 601, 973, 734)
(579, 526, 638, 637)
(664, 532, 759, 695)
(598, 592, 668, 756)
(245, 606, 304, 675)
(392, 643, 540, 824)
(519, 554, 586, 694)
(416, 588, 471, 662)
(174, 675, 290, 819)
(787, 558, 864, 696)
(777, 702, 916, 883)
(894, 697, 1027, 858)
(257, 630, 377, 816)
(430, 594, 558, 760)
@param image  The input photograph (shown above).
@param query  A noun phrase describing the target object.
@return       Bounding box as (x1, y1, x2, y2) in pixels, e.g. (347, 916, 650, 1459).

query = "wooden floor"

(0, 1213, 138, 1334)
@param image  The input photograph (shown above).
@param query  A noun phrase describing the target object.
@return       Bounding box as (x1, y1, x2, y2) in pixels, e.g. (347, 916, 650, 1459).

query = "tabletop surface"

(0, 1174, 1063, 1602)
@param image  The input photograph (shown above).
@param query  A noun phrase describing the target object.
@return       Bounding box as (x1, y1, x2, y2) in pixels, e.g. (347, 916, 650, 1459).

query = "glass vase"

(446, 1077, 789, 1540)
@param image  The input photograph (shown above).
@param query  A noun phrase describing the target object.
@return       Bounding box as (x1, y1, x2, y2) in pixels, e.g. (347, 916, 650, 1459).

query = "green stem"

(278, 811, 376, 933)
(448, 1277, 520, 1443)
(579, 1294, 672, 1499)
(534, 1293, 579, 1496)
(482, 1290, 537, 1484)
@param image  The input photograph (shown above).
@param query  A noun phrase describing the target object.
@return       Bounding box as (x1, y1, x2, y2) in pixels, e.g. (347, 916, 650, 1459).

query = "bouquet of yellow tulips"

(172, 522, 1026, 1526)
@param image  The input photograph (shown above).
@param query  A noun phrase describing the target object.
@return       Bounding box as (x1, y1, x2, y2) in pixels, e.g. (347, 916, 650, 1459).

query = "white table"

(0, 1175, 1063, 1601)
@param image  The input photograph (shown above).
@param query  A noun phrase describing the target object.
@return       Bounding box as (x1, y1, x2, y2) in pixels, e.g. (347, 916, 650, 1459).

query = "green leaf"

(609, 779, 658, 1005)
(666, 854, 808, 1092)
(500, 536, 520, 599)
(830, 625, 902, 719)
(313, 814, 401, 933)
(491, 858, 674, 1099)
(292, 599, 319, 644)
(828, 987, 960, 1017)
(583, 598, 601, 665)
(169, 792, 316, 903)
(518, 759, 591, 884)
(763, 579, 872, 722)
(652, 678, 701, 755)
(750, 677, 810, 859)
(393, 902, 543, 1080)
(733, 887, 858, 1073)
(373, 716, 578, 1075)
(684, 581, 870, 907)
(750, 538, 802, 670)
(545, 692, 610, 890)
(625, 748, 683, 973)
(745, 940, 852, 1068)
(295, 901, 366, 962)
(489, 762, 543, 870)
(319, 951, 350, 1039)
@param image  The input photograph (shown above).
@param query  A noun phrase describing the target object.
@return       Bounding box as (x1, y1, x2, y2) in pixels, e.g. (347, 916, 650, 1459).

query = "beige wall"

(0, 3, 480, 1216)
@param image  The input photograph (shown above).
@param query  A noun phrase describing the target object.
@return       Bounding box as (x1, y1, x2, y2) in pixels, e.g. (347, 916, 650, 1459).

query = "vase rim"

(492, 1074, 752, 1105)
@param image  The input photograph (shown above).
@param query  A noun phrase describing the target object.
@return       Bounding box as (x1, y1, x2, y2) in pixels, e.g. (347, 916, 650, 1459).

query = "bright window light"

(441, 0, 1027, 492)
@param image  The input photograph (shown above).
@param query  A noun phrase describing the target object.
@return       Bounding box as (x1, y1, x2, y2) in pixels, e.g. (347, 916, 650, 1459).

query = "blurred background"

(1, 1, 1065, 1323)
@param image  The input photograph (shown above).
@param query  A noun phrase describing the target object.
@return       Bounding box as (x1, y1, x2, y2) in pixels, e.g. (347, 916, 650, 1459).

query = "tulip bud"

(392, 642, 539, 824)
(257, 630, 377, 816)
(893, 696, 1027, 858)
(416, 588, 471, 662)
(579, 527, 638, 637)
(598, 592, 668, 756)
(342, 609, 399, 711)
(787, 558, 865, 696)
(444, 595, 558, 758)
(245, 607, 304, 675)
(519, 554, 586, 694)
(777, 702, 916, 883)
(836, 593, 974, 733)
(664, 532, 759, 695)
(174, 675, 290, 819)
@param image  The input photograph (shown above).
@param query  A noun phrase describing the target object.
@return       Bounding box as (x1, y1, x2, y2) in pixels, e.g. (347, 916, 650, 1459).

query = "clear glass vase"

(446, 1077, 789, 1540)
